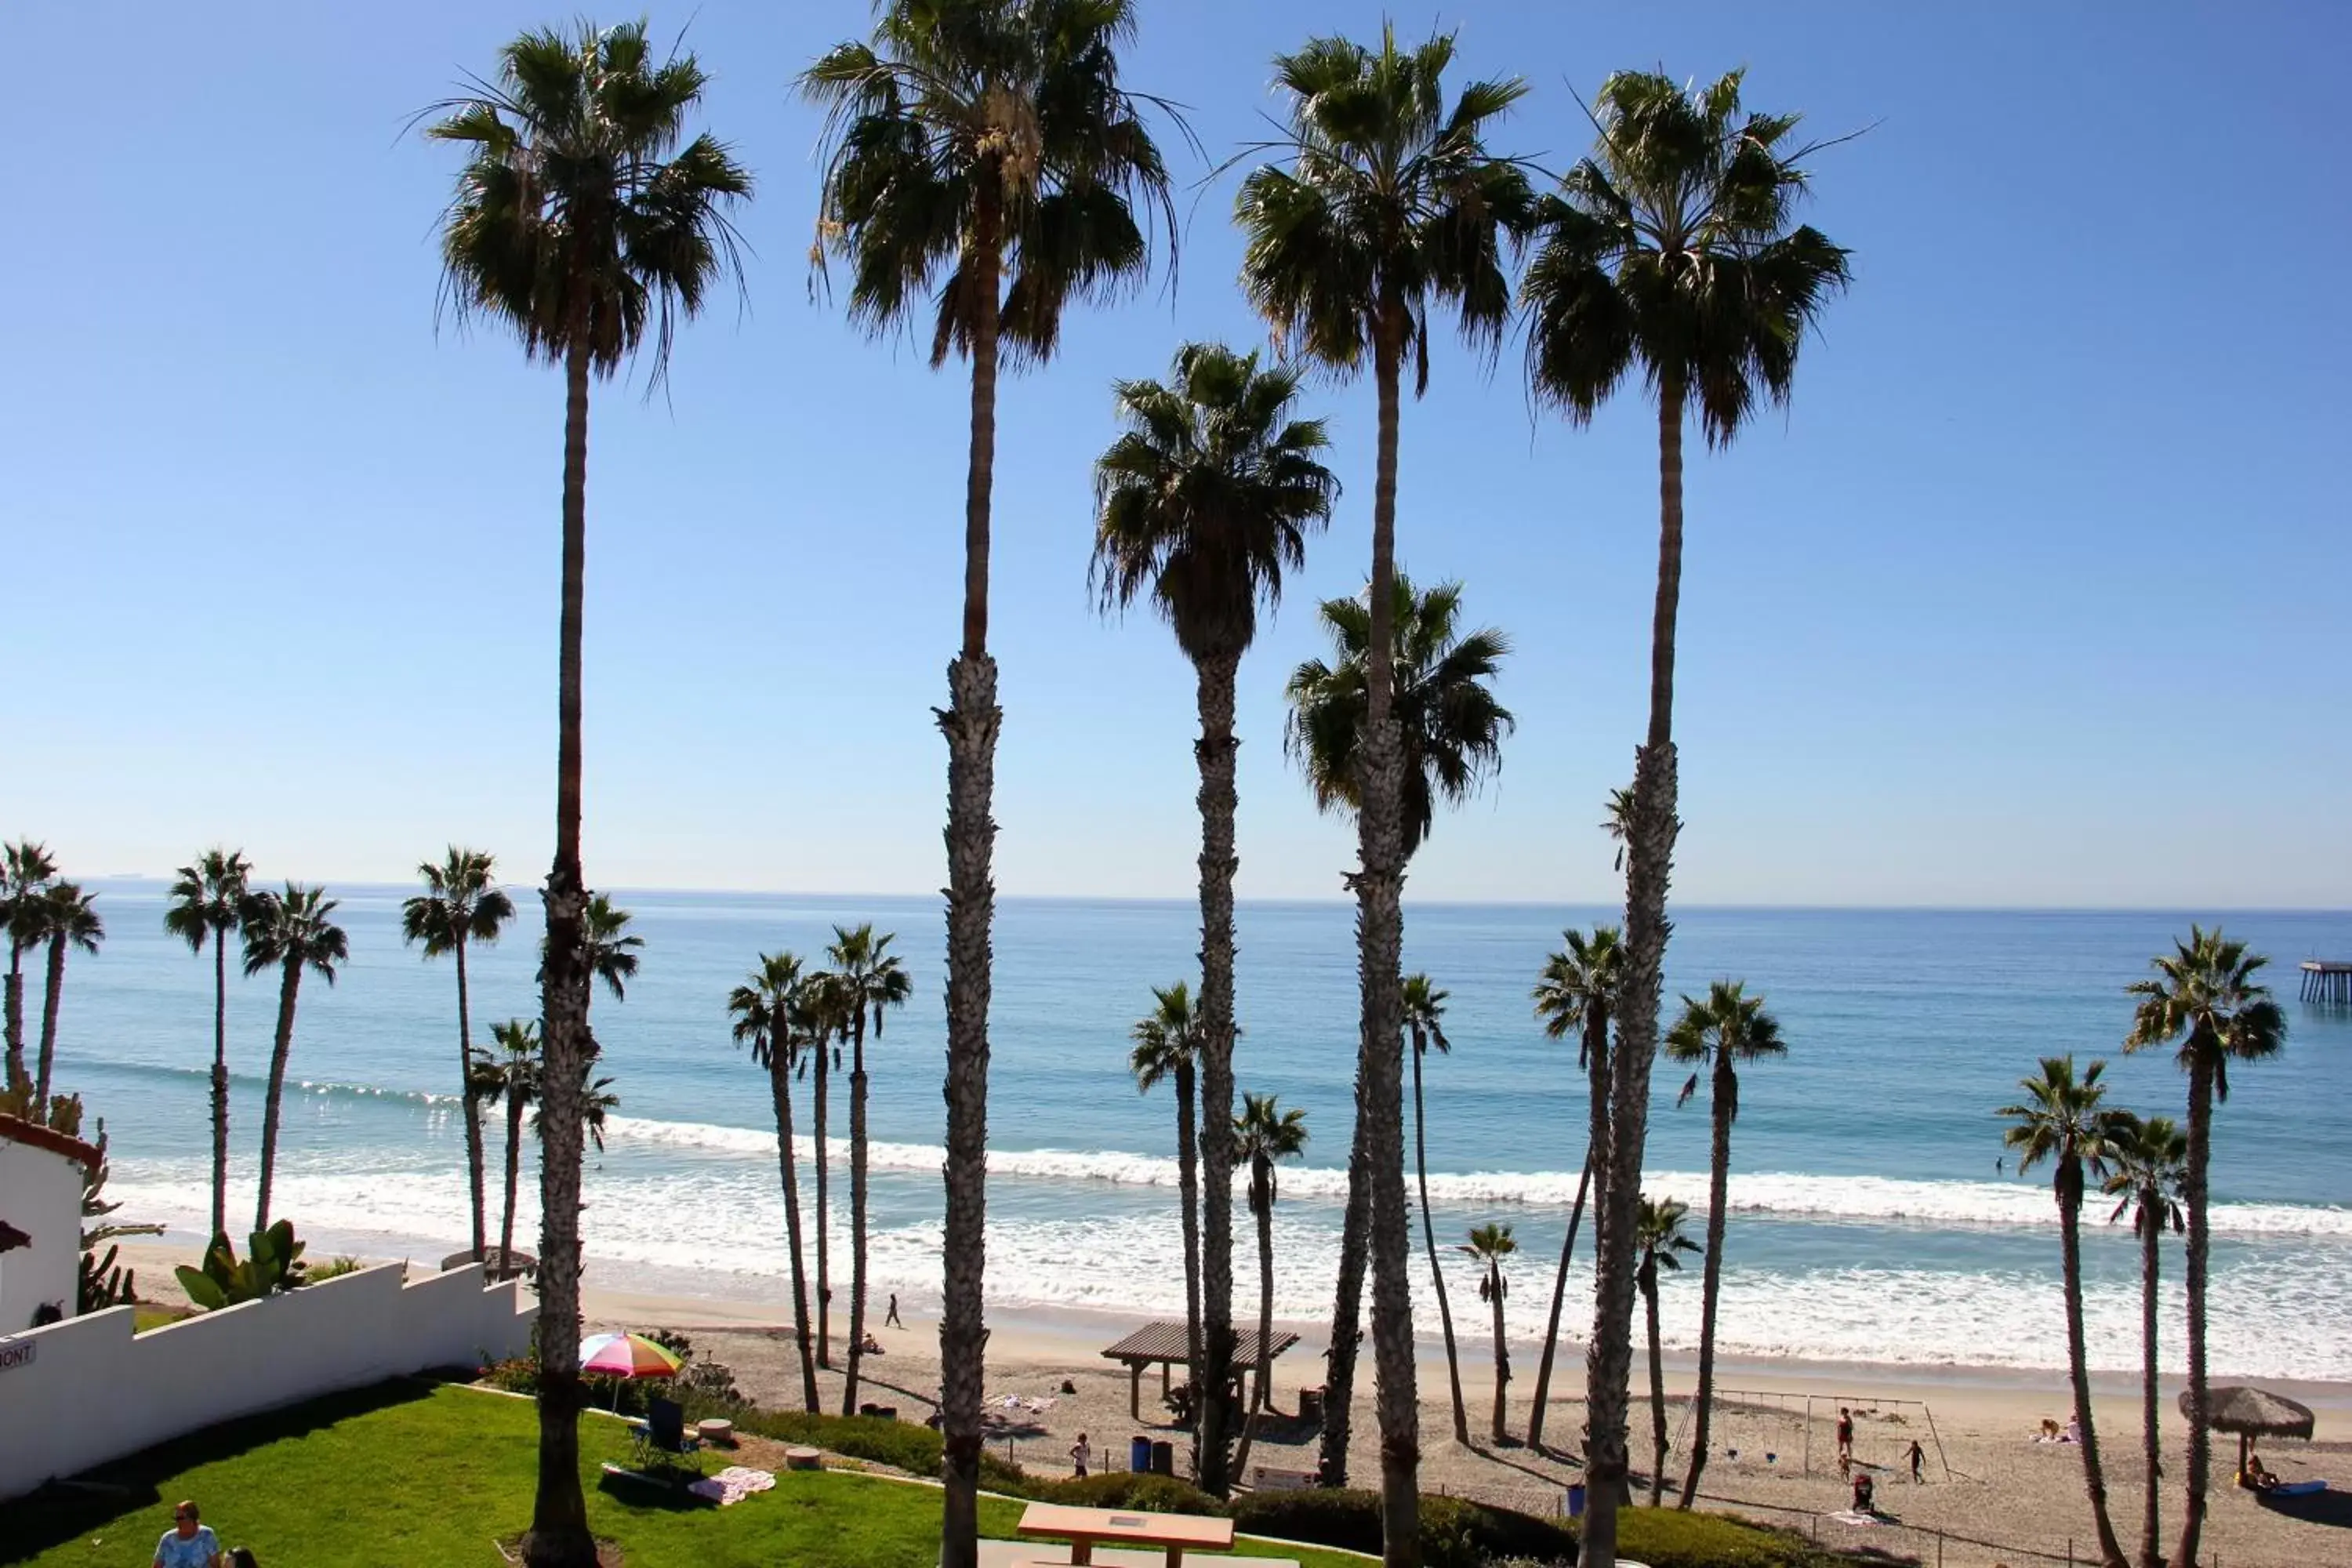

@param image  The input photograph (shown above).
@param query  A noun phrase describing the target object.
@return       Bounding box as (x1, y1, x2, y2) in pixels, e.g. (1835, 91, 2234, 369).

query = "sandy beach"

(119, 1239, 2350, 1566)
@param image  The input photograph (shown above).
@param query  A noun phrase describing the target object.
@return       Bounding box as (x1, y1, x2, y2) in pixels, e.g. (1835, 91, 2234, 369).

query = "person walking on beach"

(1907, 1439, 1925, 1483)
(1835, 1406, 1855, 1467)
(885, 1291, 903, 1329)
(1070, 1430, 1090, 1479)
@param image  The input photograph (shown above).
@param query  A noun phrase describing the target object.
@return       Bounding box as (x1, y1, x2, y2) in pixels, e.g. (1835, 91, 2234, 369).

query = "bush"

(1227, 1486, 1574, 1568)
(1610, 1508, 1817, 1568)
(733, 1408, 948, 1475)
(1025, 1472, 1222, 1514)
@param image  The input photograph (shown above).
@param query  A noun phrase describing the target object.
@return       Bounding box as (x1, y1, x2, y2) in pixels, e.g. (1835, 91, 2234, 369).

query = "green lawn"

(0, 1381, 1374, 1568)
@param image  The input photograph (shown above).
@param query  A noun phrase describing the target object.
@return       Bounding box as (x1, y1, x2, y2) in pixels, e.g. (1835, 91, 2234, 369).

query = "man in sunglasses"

(154, 1499, 222, 1568)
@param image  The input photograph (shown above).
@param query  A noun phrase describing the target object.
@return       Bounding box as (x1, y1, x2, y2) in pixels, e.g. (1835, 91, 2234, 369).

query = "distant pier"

(2300, 960, 2352, 1004)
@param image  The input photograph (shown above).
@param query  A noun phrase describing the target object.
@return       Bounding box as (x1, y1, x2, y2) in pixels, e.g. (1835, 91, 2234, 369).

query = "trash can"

(1131, 1435, 1154, 1473)
(1298, 1386, 1325, 1425)
(1566, 1483, 1587, 1518)
(1151, 1440, 1174, 1475)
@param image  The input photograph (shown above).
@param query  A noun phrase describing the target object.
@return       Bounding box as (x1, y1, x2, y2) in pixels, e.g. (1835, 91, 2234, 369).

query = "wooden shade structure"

(1101, 1320, 1299, 1420)
(2182, 1385, 2318, 1475)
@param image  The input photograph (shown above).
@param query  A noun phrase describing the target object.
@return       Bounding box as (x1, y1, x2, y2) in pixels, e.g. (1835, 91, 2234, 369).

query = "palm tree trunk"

(844, 1014, 872, 1416)
(1586, 374, 1689, 1568)
(2174, 1060, 2214, 1568)
(2137, 1199, 2162, 1568)
(1530, 1008, 1609, 1451)
(1414, 1040, 1470, 1445)
(1644, 1269, 1667, 1507)
(502, 1083, 525, 1271)
(1176, 1060, 1203, 1432)
(815, 1028, 831, 1368)
(210, 937, 230, 1243)
(458, 935, 488, 1261)
(773, 1061, 822, 1414)
(254, 961, 303, 1232)
(1489, 1264, 1511, 1445)
(1679, 1059, 1735, 1507)
(1319, 1097, 1370, 1488)
(523, 328, 597, 1568)
(3, 946, 23, 1091)
(1526, 1156, 1590, 1452)
(937, 180, 1004, 1568)
(2059, 1163, 2129, 1567)
(1196, 649, 1243, 1496)
(1360, 309, 1421, 1568)
(34, 931, 67, 1106)
(1232, 1188, 1278, 1481)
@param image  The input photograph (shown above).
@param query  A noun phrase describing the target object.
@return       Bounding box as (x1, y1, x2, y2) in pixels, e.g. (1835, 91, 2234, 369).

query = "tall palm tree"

(163, 848, 252, 1241)
(1459, 1221, 1518, 1444)
(1521, 73, 1848, 1566)
(1633, 1196, 1700, 1506)
(730, 953, 819, 1413)
(241, 884, 349, 1233)
(1999, 1055, 2128, 1568)
(401, 848, 518, 1261)
(829, 922, 912, 1416)
(1526, 924, 1622, 1451)
(1093, 339, 1337, 1489)
(1240, 31, 1529, 1522)
(474, 1019, 543, 1277)
(1282, 569, 1512, 1504)
(2103, 1109, 2187, 1568)
(424, 24, 748, 1563)
(2123, 927, 2285, 1568)
(1129, 982, 1205, 1434)
(1229, 1091, 1308, 1483)
(2, 840, 59, 1094)
(798, 969, 846, 1370)
(803, 9, 1174, 1546)
(28, 882, 103, 1106)
(1664, 980, 1785, 1508)
(1401, 974, 1469, 1446)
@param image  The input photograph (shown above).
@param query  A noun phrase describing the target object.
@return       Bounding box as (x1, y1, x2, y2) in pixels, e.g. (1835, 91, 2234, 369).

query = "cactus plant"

(175, 1218, 309, 1310)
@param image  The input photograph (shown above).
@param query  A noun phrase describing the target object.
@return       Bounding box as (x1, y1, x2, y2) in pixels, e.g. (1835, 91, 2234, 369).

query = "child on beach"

(1907, 1439, 1925, 1483)
(1071, 1431, 1090, 1479)
(1836, 1407, 1855, 1465)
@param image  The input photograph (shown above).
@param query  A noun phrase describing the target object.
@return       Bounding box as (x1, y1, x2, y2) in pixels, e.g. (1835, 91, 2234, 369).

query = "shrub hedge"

(1228, 1486, 1575, 1568)
(1609, 1508, 1820, 1568)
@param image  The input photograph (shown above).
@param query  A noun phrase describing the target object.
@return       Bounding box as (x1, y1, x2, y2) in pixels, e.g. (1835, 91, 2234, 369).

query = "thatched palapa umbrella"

(2181, 1385, 2317, 1475)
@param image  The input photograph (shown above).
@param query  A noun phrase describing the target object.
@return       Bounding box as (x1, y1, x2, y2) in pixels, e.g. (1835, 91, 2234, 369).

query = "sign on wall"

(0, 1336, 35, 1373)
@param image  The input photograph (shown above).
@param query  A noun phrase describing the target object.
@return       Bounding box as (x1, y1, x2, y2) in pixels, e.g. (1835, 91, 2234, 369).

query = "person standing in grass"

(154, 1500, 222, 1568)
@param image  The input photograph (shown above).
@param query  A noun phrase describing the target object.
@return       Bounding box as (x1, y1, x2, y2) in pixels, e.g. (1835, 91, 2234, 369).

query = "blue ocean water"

(47, 886, 2352, 1379)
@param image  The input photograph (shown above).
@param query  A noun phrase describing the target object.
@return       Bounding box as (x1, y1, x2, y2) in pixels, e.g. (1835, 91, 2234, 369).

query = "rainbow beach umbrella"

(579, 1331, 682, 1380)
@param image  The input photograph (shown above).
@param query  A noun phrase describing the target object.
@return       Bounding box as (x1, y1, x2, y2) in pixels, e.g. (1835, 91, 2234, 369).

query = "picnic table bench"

(1014, 1502, 1235, 1567)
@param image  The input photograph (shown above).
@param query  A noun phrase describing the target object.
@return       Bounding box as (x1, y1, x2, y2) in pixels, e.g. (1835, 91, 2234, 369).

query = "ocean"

(46, 887, 2352, 1381)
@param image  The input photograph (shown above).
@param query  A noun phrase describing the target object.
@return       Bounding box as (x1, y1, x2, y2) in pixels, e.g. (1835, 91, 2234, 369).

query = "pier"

(2299, 960, 2352, 1003)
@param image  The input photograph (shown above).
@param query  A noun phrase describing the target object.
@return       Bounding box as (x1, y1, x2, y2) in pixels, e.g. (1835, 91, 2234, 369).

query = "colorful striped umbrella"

(579, 1331, 682, 1379)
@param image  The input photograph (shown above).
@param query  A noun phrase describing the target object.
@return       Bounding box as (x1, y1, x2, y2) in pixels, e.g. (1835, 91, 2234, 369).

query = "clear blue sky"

(5, 2, 2347, 906)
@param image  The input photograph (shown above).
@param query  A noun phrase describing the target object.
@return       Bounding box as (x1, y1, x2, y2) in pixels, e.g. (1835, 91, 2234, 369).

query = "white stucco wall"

(0, 1261, 534, 1501)
(0, 1135, 85, 1331)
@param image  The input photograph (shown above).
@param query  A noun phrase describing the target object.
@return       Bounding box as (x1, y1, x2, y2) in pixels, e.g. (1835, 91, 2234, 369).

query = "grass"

(0, 1381, 1374, 1568)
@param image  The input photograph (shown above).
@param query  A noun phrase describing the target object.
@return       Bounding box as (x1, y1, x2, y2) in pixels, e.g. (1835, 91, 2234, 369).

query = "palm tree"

(730, 953, 820, 1413)
(829, 923, 912, 1416)
(2104, 1109, 2187, 1568)
(1526, 924, 1622, 1451)
(579, 894, 643, 1001)
(1999, 1055, 2128, 1568)
(163, 848, 252, 1241)
(401, 848, 518, 1261)
(1280, 569, 1512, 1503)
(1459, 1221, 1518, 1444)
(474, 1019, 542, 1277)
(797, 969, 846, 1370)
(1093, 339, 1337, 1488)
(423, 24, 748, 1563)
(1664, 980, 1785, 1508)
(802, 8, 1175, 1546)
(1521, 72, 1849, 1566)
(2, 840, 58, 1094)
(1400, 974, 1469, 1446)
(1129, 982, 1204, 1434)
(1229, 1091, 1308, 1483)
(1633, 1196, 1700, 1505)
(28, 882, 103, 1106)
(2123, 927, 2285, 1568)
(241, 884, 349, 1232)
(1240, 31, 1529, 1519)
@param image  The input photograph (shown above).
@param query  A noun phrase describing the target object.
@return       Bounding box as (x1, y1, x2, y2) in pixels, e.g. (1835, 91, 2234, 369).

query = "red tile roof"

(0, 1112, 101, 1172)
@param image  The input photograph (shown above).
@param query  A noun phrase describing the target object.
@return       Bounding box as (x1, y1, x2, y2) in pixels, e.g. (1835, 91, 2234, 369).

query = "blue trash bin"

(1131, 1435, 1153, 1473)
(1566, 1483, 1587, 1518)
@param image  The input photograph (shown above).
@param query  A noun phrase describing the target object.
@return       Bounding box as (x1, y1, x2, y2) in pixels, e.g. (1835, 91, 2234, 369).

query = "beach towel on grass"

(688, 1467, 777, 1507)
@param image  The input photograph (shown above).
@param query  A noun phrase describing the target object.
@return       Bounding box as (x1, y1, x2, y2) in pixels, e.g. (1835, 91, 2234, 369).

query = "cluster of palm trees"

(728, 924, 911, 1420)
(1, 840, 106, 1116)
(2001, 927, 2285, 1568)
(418, 7, 1845, 1563)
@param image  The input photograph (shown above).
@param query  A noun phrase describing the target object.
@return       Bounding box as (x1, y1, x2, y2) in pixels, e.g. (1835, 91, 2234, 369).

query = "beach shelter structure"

(1100, 1320, 1299, 1420)
(2183, 1385, 2317, 1475)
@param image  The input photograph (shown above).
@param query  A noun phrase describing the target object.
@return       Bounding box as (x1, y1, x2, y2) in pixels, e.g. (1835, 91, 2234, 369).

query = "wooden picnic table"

(1014, 1501, 1236, 1567)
